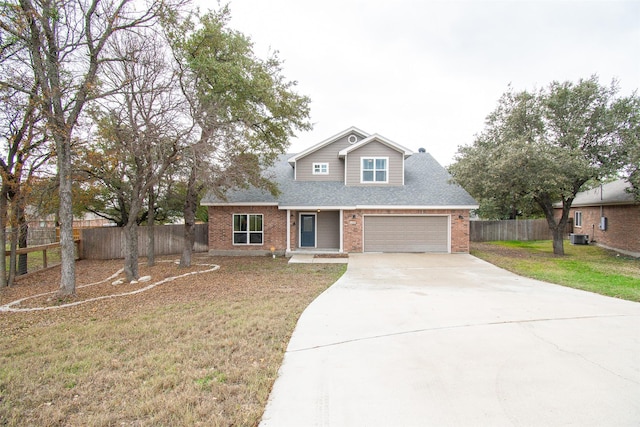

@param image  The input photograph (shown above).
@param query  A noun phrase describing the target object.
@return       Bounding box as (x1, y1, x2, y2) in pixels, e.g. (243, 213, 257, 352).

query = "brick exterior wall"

(564, 204, 640, 255)
(208, 206, 472, 254)
(208, 205, 287, 255)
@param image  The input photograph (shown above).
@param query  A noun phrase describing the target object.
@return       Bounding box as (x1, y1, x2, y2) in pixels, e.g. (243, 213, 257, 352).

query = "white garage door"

(364, 216, 449, 253)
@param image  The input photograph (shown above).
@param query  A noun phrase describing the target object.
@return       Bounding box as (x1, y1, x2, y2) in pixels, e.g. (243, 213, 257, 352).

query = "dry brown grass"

(0, 254, 346, 426)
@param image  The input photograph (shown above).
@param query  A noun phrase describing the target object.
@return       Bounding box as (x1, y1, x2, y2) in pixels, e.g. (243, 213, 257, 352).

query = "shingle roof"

(201, 151, 478, 208)
(569, 179, 636, 207)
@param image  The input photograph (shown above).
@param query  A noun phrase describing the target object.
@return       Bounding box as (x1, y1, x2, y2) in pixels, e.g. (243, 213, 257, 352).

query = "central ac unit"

(570, 234, 589, 245)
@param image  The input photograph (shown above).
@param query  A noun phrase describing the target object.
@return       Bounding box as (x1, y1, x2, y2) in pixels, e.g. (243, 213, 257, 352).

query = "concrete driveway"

(260, 253, 640, 427)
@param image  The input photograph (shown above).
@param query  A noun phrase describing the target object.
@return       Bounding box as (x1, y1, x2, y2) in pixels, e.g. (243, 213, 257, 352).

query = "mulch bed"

(1, 256, 215, 310)
(0, 255, 238, 336)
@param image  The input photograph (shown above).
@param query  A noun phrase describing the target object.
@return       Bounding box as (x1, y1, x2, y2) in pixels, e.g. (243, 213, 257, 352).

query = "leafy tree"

(616, 95, 640, 200)
(449, 77, 639, 255)
(168, 8, 312, 266)
(76, 143, 184, 227)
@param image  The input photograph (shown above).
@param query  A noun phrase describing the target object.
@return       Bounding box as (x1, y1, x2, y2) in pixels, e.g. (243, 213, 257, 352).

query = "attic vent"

(418, 147, 426, 153)
(347, 135, 358, 144)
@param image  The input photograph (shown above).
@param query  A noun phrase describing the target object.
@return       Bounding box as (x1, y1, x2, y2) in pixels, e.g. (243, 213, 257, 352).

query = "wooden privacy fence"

(470, 219, 552, 242)
(27, 227, 58, 246)
(81, 224, 208, 260)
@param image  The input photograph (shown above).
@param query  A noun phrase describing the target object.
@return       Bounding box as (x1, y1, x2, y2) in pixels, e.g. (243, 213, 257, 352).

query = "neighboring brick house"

(557, 179, 640, 257)
(202, 127, 478, 256)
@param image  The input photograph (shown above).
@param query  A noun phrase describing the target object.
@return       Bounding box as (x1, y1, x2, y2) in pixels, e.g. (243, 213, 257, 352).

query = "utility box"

(570, 234, 589, 245)
(599, 217, 608, 231)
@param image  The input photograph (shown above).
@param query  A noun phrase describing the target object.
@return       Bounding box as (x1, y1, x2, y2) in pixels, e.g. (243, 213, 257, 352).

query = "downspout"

(286, 209, 291, 253)
(339, 209, 344, 253)
(344, 154, 348, 184)
(597, 204, 603, 243)
(596, 184, 603, 243)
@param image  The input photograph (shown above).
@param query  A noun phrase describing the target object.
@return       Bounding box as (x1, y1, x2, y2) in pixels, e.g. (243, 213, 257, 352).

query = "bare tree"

(83, 30, 192, 281)
(0, 44, 52, 286)
(0, 0, 186, 296)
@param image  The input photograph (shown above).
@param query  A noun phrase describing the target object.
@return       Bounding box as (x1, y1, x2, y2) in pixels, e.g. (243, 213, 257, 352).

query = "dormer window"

(313, 162, 329, 175)
(361, 157, 388, 183)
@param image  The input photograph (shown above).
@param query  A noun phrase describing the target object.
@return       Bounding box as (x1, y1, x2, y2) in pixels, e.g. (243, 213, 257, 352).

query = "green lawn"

(471, 240, 640, 302)
(4, 248, 62, 274)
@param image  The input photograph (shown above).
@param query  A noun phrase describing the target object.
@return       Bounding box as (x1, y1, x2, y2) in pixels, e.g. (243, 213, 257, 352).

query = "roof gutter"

(278, 205, 479, 210)
(200, 202, 279, 207)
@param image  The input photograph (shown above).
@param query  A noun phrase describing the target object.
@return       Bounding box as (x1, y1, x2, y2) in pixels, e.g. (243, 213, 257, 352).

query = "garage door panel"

(364, 216, 449, 253)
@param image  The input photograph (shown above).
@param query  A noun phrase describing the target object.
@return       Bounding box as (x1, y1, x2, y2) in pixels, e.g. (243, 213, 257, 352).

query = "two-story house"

(202, 127, 478, 255)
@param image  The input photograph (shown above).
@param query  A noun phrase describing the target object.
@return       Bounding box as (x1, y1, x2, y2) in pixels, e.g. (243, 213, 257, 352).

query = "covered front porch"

(284, 208, 344, 255)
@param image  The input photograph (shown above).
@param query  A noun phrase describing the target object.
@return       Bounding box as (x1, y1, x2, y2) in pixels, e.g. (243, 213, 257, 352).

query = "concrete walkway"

(260, 253, 640, 426)
(288, 254, 349, 264)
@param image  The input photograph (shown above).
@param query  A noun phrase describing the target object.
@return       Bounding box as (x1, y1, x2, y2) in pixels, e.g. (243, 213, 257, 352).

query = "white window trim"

(360, 156, 389, 184)
(312, 162, 329, 175)
(574, 211, 582, 228)
(232, 213, 264, 245)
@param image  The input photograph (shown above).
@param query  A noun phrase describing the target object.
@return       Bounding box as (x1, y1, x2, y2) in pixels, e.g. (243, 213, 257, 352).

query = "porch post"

(286, 209, 291, 253)
(339, 209, 344, 253)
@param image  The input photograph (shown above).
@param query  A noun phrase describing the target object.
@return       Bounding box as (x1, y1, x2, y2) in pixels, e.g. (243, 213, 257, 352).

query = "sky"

(197, 0, 639, 166)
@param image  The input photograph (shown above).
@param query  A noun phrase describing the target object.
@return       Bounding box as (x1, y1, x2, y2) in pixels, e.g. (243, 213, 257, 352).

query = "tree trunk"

(180, 167, 198, 268)
(551, 226, 565, 256)
(147, 187, 155, 267)
(18, 206, 28, 276)
(0, 188, 7, 288)
(7, 225, 17, 287)
(57, 138, 76, 297)
(538, 196, 569, 256)
(123, 221, 139, 282)
(551, 205, 573, 256)
(180, 212, 195, 268)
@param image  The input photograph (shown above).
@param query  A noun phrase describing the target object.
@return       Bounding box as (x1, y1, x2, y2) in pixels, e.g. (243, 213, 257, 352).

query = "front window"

(313, 162, 329, 175)
(233, 214, 263, 245)
(361, 157, 388, 183)
(574, 211, 582, 228)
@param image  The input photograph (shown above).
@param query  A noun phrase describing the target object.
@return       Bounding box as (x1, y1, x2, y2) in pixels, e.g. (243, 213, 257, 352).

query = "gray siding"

(346, 142, 404, 186)
(295, 133, 363, 181)
(316, 211, 340, 249)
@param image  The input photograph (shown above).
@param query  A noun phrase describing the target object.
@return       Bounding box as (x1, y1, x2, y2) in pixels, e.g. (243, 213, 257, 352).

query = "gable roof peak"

(288, 126, 369, 165)
(338, 133, 414, 158)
